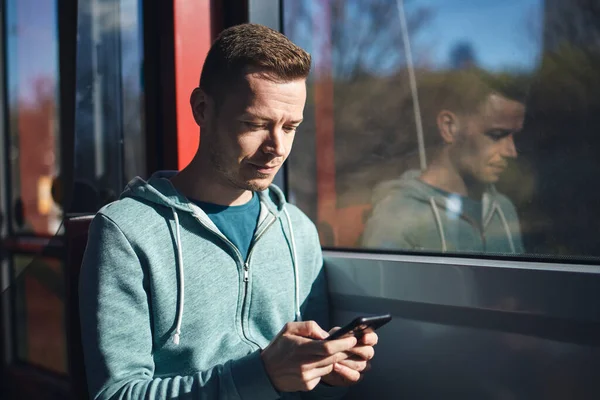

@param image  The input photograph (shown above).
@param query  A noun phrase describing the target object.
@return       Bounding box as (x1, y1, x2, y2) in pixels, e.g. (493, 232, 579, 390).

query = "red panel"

(314, 0, 338, 244)
(174, 0, 213, 170)
(336, 205, 371, 248)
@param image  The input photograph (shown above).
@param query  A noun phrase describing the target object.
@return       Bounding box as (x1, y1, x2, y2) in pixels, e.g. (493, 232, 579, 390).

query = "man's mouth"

(248, 163, 280, 174)
(489, 164, 507, 173)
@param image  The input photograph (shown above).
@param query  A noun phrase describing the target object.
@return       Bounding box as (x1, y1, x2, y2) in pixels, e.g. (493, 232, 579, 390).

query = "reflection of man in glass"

(362, 70, 526, 253)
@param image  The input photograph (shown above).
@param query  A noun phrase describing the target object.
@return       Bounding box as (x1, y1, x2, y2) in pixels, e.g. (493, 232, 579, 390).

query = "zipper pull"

(243, 262, 249, 282)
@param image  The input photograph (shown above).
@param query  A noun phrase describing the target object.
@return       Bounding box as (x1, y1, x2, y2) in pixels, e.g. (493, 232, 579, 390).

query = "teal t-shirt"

(427, 184, 483, 228)
(191, 193, 260, 261)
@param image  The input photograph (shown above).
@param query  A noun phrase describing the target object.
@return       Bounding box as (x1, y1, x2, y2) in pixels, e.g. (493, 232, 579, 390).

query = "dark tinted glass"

(74, 0, 145, 213)
(13, 255, 66, 373)
(284, 0, 600, 261)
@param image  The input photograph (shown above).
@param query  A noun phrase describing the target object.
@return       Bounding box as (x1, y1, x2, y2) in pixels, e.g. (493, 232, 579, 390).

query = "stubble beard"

(208, 140, 272, 193)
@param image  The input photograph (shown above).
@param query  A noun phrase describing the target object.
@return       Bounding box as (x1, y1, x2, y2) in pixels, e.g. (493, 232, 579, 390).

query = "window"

(3, 0, 67, 377)
(74, 0, 145, 213)
(6, 0, 60, 235)
(1, 0, 145, 381)
(284, 0, 600, 261)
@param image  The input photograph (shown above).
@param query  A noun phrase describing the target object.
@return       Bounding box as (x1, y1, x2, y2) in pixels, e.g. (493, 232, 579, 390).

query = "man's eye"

(283, 126, 297, 133)
(244, 122, 266, 130)
(487, 130, 510, 141)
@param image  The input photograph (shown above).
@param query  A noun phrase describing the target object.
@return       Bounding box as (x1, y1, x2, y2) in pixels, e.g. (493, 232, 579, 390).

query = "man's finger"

(333, 362, 362, 383)
(358, 331, 378, 346)
(344, 344, 375, 361)
(337, 357, 368, 373)
(302, 363, 335, 382)
(328, 326, 341, 335)
(284, 321, 329, 340)
(306, 335, 358, 356)
(306, 350, 350, 368)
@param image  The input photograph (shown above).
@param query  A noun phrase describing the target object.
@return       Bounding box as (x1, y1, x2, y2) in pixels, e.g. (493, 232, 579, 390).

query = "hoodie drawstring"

(283, 207, 302, 322)
(171, 208, 185, 345)
(489, 202, 516, 253)
(429, 197, 447, 252)
(170, 204, 301, 345)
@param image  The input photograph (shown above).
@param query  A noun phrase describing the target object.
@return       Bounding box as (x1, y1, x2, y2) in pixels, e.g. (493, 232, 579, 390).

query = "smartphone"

(326, 314, 392, 341)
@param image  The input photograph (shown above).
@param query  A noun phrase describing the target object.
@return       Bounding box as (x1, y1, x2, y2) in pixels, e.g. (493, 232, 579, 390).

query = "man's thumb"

(288, 320, 329, 340)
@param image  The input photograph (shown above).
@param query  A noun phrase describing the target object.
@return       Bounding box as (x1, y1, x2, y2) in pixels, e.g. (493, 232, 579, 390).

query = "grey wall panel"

(326, 252, 600, 324)
(325, 253, 600, 399)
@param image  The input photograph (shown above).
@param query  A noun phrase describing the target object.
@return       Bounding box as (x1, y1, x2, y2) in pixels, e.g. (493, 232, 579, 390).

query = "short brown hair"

(420, 69, 529, 119)
(419, 68, 530, 149)
(199, 23, 311, 100)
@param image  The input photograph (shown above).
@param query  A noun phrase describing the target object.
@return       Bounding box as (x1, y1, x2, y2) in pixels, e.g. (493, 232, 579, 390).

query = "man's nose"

(263, 127, 287, 157)
(501, 135, 518, 159)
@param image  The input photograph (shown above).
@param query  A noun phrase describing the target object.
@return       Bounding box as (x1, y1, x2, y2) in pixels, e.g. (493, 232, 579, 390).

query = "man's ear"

(437, 110, 459, 144)
(190, 87, 210, 126)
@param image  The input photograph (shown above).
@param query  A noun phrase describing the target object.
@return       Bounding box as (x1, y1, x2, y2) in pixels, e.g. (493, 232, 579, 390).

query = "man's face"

(450, 94, 525, 184)
(200, 72, 306, 192)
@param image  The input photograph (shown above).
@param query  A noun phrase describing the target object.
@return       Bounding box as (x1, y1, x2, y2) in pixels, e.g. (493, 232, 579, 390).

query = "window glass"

(13, 255, 66, 374)
(284, 0, 600, 261)
(74, 0, 144, 213)
(6, 0, 61, 235)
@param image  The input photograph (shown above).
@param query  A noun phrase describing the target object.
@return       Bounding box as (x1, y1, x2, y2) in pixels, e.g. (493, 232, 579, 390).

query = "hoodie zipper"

(243, 263, 249, 282)
(192, 210, 278, 348)
(245, 214, 277, 266)
(238, 214, 278, 345)
(462, 213, 486, 249)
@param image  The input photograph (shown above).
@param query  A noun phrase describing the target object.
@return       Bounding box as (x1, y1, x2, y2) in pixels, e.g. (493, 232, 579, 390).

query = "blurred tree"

(449, 41, 478, 70)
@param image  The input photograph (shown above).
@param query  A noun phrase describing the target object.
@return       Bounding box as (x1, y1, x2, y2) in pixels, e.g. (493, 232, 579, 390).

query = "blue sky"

(7, 0, 58, 102)
(287, 0, 544, 77)
(405, 0, 543, 71)
(7, 0, 143, 103)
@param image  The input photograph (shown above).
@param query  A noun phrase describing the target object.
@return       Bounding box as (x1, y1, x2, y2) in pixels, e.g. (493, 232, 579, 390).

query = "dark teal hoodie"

(79, 171, 345, 399)
(361, 170, 524, 254)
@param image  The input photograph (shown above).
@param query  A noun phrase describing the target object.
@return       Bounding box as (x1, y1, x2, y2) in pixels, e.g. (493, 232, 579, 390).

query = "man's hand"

(261, 321, 358, 392)
(320, 328, 378, 387)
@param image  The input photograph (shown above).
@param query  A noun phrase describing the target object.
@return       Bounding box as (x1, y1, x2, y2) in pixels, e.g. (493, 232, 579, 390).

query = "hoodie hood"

(121, 170, 288, 216)
(371, 169, 422, 205)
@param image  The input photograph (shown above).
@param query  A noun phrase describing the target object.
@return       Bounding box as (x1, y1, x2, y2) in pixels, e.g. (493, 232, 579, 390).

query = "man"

(80, 24, 377, 399)
(362, 70, 526, 253)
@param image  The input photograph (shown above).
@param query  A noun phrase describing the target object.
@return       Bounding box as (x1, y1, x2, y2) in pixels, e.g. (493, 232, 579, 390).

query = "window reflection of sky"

(6, 0, 58, 102)
(406, 0, 543, 71)
(289, 0, 544, 78)
(8, 0, 143, 102)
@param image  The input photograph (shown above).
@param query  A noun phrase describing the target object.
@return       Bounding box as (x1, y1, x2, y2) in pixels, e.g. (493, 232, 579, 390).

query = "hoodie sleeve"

(79, 214, 280, 400)
(298, 224, 348, 400)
